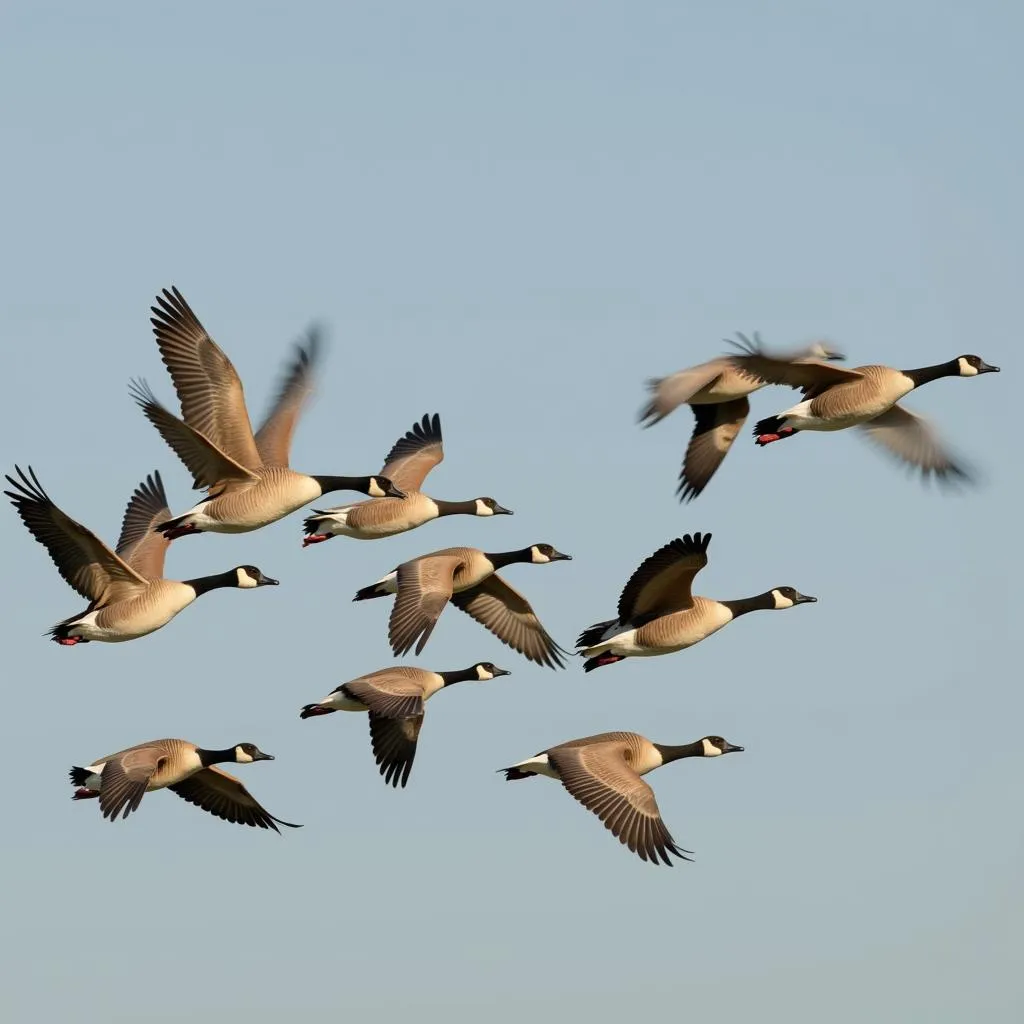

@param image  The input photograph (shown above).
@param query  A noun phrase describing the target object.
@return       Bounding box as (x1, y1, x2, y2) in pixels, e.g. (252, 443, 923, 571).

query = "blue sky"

(1, 3, 1020, 1022)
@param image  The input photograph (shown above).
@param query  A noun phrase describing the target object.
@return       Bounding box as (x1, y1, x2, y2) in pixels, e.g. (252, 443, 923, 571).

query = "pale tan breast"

(635, 597, 733, 650)
(150, 739, 204, 788)
(348, 492, 438, 534)
(96, 581, 196, 637)
(813, 365, 912, 420)
(209, 467, 320, 526)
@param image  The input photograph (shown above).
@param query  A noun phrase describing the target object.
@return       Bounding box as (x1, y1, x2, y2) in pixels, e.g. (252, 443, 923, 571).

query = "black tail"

(501, 767, 535, 781)
(576, 619, 617, 649)
(69, 766, 90, 787)
(153, 514, 185, 537)
(302, 511, 327, 535)
(583, 653, 625, 673)
(354, 582, 389, 601)
(753, 414, 786, 437)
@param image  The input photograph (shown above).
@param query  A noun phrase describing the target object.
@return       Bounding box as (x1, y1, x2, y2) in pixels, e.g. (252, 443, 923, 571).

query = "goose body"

(576, 533, 816, 671)
(70, 738, 299, 831)
(300, 661, 511, 787)
(727, 343, 1000, 478)
(4, 466, 278, 645)
(354, 543, 572, 668)
(131, 287, 404, 539)
(303, 413, 511, 545)
(640, 333, 845, 501)
(502, 731, 744, 865)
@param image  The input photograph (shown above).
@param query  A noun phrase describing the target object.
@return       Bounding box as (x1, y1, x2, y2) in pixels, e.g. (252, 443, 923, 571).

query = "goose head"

(956, 354, 1000, 377)
(232, 742, 275, 763)
(529, 543, 572, 564)
(234, 565, 280, 589)
(472, 661, 512, 681)
(700, 735, 745, 757)
(770, 586, 816, 609)
(473, 497, 514, 516)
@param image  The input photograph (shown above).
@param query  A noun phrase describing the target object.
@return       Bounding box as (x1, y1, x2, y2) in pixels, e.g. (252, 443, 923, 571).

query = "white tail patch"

(511, 753, 559, 779)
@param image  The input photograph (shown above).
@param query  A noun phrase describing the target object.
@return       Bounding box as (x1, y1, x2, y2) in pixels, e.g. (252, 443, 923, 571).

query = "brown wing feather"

(617, 534, 710, 621)
(548, 742, 691, 865)
(129, 379, 259, 492)
(450, 574, 567, 669)
(379, 413, 444, 491)
(388, 556, 460, 656)
(341, 675, 426, 719)
(150, 287, 262, 471)
(367, 713, 424, 788)
(253, 326, 322, 467)
(5, 465, 147, 603)
(114, 471, 171, 580)
(168, 766, 300, 831)
(98, 746, 164, 822)
(678, 399, 749, 502)
(858, 405, 971, 481)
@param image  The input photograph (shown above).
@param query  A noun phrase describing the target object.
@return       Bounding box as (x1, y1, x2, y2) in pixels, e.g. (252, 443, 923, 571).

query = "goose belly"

(67, 588, 196, 642)
(509, 753, 560, 779)
(634, 603, 735, 652)
(344, 496, 439, 538)
(776, 399, 861, 432)
(208, 474, 323, 531)
(581, 628, 656, 658)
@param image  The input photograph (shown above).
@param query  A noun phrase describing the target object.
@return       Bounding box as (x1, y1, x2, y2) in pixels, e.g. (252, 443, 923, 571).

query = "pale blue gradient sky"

(1, 3, 1021, 1022)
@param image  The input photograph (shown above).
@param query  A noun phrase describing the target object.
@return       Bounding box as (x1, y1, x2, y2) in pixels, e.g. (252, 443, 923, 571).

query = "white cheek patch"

(235, 568, 259, 589)
(771, 589, 795, 609)
(701, 738, 723, 757)
(234, 748, 254, 763)
(476, 665, 494, 680)
(474, 500, 495, 516)
(957, 357, 979, 377)
(530, 546, 551, 564)
(369, 479, 386, 498)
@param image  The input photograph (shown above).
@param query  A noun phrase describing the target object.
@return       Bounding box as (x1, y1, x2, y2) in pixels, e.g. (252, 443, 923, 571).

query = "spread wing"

(548, 742, 691, 865)
(129, 379, 260, 493)
(388, 555, 461, 656)
(450, 574, 567, 669)
(726, 333, 862, 393)
(637, 362, 724, 426)
(169, 766, 301, 832)
(858, 405, 971, 481)
(367, 714, 424, 788)
(114, 471, 171, 580)
(380, 413, 444, 491)
(253, 326, 323, 468)
(617, 533, 711, 621)
(677, 398, 749, 502)
(5, 465, 148, 603)
(98, 746, 164, 822)
(341, 673, 426, 720)
(150, 287, 263, 471)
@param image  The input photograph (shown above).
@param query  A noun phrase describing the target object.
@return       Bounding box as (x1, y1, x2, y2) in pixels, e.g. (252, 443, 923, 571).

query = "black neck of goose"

(653, 740, 705, 764)
(184, 570, 240, 597)
(195, 746, 237, 767)
(434, 499, 479, 517)
(311, 474, 373, 497)
(721, 592, 777, 618)
(485, 547, 534, 570)
(901, 359, 960, 388)
(438, 667, 478, 686)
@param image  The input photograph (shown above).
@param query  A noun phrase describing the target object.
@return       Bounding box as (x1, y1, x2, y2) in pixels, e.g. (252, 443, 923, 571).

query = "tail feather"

(299, 703, 335, 719)
(576, 619, 619, 649)
(501, 767, 535, 781)
(353, 582, 388, 602)
(69, 766, 91, 787)
(753, 414, 786, 437)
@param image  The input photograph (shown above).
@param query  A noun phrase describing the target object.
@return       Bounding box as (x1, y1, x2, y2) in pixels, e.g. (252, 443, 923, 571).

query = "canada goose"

(300, 661, 511, 787)
(130, 287, 404, 539)
(302, 413, 512, 546)
(502, 731, 743, 865)
(354, 544, 572, 668)
(639, 333, 845, 501)
(4, 465, 278, 645)
(727, 340, 1000, 479)
(69, 738, 299, 831)
(576, 532, 815, 671)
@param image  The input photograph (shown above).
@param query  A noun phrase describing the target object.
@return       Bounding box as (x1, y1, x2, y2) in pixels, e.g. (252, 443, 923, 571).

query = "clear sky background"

(1, 3, 1020, 1022)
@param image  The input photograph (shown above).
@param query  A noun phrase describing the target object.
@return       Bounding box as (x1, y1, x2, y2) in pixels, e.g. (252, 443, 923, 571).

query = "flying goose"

(726, 341, 1000, 479)
(4, 465, 278, 645)
(639, 333, 845, 501)
(302, 413, 512, 546)
(576, 532, 815, 671)
(502, 731, 743, 865)
(354, 544, 572, 668)
(130, 286, 404, 539)
(300, 661, 511, 787)
(70, 738, 299, 831)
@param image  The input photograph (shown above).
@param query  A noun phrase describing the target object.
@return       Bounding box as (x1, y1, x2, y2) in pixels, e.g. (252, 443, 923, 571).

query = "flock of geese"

(6, 288, 1001, 865)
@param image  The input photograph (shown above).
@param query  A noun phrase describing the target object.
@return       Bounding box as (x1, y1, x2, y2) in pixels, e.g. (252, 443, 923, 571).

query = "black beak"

(258, 575, 280, 587)
(492, 667, 512, 677)
(552, 551, 573, 561)
(722, 742, 745, 754)
(493, 505, 514, 515)
(256, 752, 275, 761)
(979, 361, 1000, 373)
(826, 352, 846, 362)
(794, 592, 817, 604)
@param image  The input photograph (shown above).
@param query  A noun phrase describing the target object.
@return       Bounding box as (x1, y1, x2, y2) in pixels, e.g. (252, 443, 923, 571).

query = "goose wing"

(130, 380, 260, 492)
(388, 554, 462, 656)
(5, 465, 148, 603)
(254, 326, 322, 468)
(367, 714, 424, 789)
(114, 471, 171, 580)
(450, 574, 567, 669)
(547, 741, 691, 865)
(150, 287, 263, 471)
(342, 671, 427, 719)
(97, 745, 165, 822)
(169, 766, 301, 832)
(858, 405, 971, 481)
(637, 362, 724, 426)
(677, 398, 749, 502)
(380, 413, 444, 491)
(726, 333, 862, 393)
(617, 533, 711, 621)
